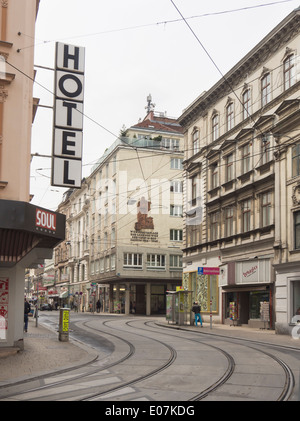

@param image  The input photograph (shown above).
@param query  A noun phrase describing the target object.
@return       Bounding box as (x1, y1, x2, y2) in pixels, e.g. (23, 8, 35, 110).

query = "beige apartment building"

(0, 0, 65, 350)
(179, 7, 300, 334)
(53, 106, 184, 314)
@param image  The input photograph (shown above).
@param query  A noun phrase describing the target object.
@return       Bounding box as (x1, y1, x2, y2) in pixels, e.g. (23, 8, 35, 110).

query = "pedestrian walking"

(24, 298, 31, 332)
(191, 301, 203, 327)
(96, 299, 101, 313)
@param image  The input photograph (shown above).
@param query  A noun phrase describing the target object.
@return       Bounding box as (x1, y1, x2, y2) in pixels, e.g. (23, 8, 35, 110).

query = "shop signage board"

(198, 267, 220, 275)
(51, 42, 85, 188)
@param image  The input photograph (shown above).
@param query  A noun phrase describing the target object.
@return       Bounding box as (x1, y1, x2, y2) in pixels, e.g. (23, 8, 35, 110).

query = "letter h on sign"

(51, 42, 85, 188)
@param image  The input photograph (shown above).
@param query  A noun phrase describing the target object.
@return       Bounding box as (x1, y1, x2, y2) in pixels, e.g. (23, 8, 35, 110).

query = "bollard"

(58, 308, 70, 342)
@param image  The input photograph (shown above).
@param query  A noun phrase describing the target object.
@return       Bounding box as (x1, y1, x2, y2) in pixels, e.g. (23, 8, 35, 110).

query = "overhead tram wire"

(18, 0, 295, 52)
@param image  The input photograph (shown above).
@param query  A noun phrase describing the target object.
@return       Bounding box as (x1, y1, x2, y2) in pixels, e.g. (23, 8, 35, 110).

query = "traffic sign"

(198, 267, 220, 275)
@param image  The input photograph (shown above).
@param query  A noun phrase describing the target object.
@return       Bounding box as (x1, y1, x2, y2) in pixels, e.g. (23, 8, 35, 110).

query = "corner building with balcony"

(179, 7, 300, 333)
(54, 105, 184, 315)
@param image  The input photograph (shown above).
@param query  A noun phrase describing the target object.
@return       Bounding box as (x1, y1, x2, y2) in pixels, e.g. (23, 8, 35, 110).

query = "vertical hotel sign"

(51, 43, 85, 188)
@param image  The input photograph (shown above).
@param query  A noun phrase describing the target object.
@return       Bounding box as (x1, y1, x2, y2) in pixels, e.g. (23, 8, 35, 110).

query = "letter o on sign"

(58, 74, 83, 98)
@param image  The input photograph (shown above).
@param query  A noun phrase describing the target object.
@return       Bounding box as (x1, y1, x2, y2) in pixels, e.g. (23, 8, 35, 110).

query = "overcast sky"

(29, 0, 300, 210)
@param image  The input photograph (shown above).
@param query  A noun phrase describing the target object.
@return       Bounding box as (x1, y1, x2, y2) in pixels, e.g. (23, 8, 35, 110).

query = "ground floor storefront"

(222, 286, 273, 328)
(44, 279, 181, 316)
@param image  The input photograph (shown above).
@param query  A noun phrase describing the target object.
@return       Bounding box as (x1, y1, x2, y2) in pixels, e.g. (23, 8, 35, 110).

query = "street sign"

(51, 42, 85, 188)
(198, 267, 220, 275)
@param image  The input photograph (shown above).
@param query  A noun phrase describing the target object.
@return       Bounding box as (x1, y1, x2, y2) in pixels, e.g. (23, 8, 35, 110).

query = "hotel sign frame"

(51, 42, 85, 188)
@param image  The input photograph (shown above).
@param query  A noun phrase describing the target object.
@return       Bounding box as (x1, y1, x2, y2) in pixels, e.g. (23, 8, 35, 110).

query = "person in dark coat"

(191, 301, 203, 327)
(24, 298, 31, 332)
(96, 299, 101, 313)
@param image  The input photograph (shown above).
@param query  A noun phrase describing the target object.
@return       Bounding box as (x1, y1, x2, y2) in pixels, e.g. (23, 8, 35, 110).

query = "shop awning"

(0, 200, 65, 268)
(222, 285, 269, 293)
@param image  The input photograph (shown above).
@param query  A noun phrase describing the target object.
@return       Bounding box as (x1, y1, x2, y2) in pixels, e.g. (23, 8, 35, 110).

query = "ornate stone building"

(179, 7, 300, 333)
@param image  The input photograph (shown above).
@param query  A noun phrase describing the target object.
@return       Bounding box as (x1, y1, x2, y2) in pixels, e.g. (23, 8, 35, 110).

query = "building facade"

(179, 7, 300, 333)
(0, 0, 65, 349)
(54, 106, 184, 314)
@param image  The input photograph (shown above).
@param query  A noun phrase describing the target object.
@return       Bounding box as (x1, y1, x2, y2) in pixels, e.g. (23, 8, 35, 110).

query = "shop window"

(249, 291, 269, 319)
(190, 272, 218, 313)
(292, 281, 300, 318)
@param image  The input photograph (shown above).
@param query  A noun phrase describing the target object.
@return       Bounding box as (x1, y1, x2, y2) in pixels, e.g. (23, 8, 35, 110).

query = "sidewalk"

(0, 317, 98, 385)
(159, 319, 300, 349)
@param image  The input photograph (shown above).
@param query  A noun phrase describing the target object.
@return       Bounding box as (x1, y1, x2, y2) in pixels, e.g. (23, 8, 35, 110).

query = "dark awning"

(0, 200, 65, 267)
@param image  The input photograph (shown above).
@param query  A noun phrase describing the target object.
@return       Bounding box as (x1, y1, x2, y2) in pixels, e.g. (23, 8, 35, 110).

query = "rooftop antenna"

(145, 94, 155, 113)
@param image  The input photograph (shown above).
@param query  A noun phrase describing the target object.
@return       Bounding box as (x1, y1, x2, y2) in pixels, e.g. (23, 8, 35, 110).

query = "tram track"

(0, 316, 297, 401)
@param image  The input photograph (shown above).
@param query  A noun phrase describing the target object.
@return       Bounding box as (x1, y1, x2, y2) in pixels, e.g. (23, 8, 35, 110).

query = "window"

(162, 138, 180, 150)
(191, 175, 197, 205)
(226, 102, 234, 131)
(225, 207, 234, 236)
(192, 130, 200, 154)
(210, 212, 219, 241)
(123, 253, 143, 268)
(211, 163, 219, 189)
(105, 256, 110, 272)
(262, 192, 271, 227)
(292, 143, 300, 177)
(170, 180, 183, 193)
(261, 135, 271, 165)
(226, 153, 233, 182)
(170, 205, 183, 217)
(100, 257, 104, 273)
(147, 254, 166, 269)
(261, 73, 271, 106)
(242, 199, 251, 232)
(171, 158, 183, 169)
(170, 229, 183, 241)
(284, 54, 295, 90)
(241, 143, 250, 174)
(212, 114, 219, 141)
(294, 211, 300, 249)
(111, 227, 116, 247)
(111, 254, 116, 270)
(170, 255, 183, 269)
(242, 89, 251, 119)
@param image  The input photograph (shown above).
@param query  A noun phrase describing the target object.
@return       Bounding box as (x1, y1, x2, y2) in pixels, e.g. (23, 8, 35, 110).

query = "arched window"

(226, 102, 234, 131)
(261, 73, 271, 106)
(242, 88, 251, 120)
(283, 54, 295, 90)
(212, 114, 219, 141)
(192, 129, 200, 154)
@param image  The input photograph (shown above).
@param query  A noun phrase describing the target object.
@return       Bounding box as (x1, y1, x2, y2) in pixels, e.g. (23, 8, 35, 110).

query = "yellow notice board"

(62, 310, 69, 332)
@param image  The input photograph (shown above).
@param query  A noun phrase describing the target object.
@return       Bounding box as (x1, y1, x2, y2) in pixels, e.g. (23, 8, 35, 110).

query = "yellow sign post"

(59, 308, 70, 342)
